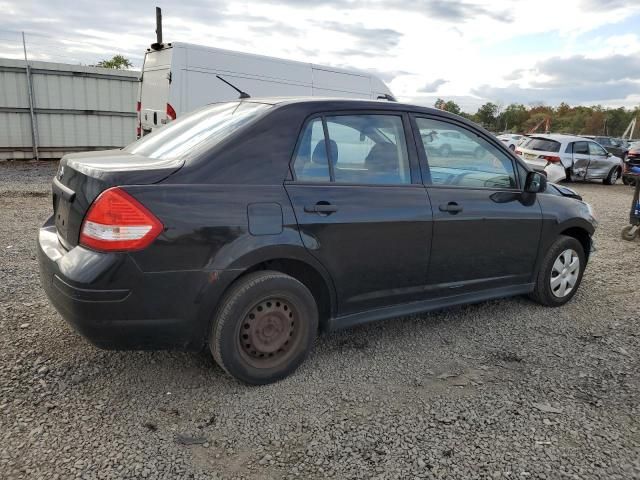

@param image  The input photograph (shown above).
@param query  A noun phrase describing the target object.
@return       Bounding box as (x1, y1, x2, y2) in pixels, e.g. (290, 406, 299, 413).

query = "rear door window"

(292, 118, 331, 182)
(292, 114, 411, 185)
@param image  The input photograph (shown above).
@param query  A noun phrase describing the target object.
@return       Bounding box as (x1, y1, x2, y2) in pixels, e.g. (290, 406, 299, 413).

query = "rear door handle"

(439, 202, 463, 213)
(304, 203, 338, 214)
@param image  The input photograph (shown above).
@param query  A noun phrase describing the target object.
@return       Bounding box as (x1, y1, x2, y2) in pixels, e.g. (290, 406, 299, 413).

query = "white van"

(137, 42, 395, 136)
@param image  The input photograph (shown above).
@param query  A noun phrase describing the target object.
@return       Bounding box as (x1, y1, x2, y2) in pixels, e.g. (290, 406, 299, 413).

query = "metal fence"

(0, 57, 139, 160)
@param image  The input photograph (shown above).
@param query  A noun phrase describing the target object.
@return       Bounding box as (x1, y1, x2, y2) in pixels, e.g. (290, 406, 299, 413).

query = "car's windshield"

(525, 138, 561, 152)
(124, 102, 272, 160)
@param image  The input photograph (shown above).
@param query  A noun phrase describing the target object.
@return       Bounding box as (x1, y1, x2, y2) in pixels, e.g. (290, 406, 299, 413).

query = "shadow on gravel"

(0, 190, 49, 198)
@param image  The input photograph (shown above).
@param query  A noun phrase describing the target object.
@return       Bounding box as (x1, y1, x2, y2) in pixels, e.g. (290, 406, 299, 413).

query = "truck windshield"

(125, 102, 271, 160)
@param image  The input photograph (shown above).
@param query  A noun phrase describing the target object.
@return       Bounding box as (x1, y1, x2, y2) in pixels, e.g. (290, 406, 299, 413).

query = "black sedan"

(38, 98, 597, 384)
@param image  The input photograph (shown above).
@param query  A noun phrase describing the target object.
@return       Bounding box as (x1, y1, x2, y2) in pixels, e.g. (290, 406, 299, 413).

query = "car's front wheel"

(210, 271, 318, 385)
(529, 235, 586, 307)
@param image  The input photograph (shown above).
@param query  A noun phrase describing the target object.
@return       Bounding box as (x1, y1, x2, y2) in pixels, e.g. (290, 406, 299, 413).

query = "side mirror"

(524, 171, 547, 193)
(607, 152, 612, 157)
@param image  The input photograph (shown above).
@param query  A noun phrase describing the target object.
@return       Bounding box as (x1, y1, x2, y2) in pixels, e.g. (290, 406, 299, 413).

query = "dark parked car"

(583, 136, 628, 160)
(38, 99, 597, 384)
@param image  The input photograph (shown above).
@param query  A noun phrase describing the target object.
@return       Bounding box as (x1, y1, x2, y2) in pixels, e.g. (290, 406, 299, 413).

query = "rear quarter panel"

(123, 183, 328, 345)
(125, 184, 303, 273)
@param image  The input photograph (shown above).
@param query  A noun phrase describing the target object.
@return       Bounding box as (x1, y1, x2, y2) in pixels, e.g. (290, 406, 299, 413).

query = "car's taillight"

(542, 155, 561, 163)
(166, 103, 176, 121)
(79, 187, 163, 252)
(515, 149, 522, 155)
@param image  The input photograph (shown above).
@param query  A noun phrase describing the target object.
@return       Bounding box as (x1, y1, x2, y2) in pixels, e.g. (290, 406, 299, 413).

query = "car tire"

(209, 271, 318, 385)
(564, 168, 573, 182)
(603, 167, 620, 185)
(529, 235, 586, 307)
(622, 176, 636, 186)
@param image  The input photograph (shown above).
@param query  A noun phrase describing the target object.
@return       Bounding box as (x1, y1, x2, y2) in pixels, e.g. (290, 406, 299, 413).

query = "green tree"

(443, 100, 461, 115)
(475, 102, 498, 129)
(95, 54, 133, 70)
(434, 98, 446, 110)
(499, 103, 528, 132)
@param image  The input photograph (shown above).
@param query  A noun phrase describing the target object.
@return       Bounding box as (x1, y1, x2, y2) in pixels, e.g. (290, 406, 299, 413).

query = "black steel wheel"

(210, 271, 318, 385)
(238, 297, 301, 369)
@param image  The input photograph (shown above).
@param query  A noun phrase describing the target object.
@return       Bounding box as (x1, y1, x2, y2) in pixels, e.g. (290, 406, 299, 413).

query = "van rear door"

(140, 48, 173, 134)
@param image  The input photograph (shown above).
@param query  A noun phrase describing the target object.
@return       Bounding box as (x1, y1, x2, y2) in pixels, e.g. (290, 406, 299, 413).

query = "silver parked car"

(517, 134, 623, 184)
(497, 133, 525, 151)
(423, 129, 486, 158)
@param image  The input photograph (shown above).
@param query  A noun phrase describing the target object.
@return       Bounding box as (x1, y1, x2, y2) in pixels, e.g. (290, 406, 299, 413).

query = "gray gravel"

(1, 160, 639, 479)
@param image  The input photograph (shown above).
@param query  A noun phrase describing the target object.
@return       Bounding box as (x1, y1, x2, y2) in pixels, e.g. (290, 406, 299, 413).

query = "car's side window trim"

(410, 112, 522, 191)
(408, 114, 432, 185)
(288, 113, 322, 183)
(320, 115, 336, 182)
(287, 109, 421, 186)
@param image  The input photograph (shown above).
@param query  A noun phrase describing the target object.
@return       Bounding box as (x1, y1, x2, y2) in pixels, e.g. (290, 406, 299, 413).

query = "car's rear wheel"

(603, 167, 621, 185)
(529, 235, 586, 307)
(209, 271, 318, 385)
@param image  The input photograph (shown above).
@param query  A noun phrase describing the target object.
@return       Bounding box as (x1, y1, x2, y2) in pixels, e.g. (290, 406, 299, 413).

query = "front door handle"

(304, 203, 338, 214)
(439, 202, 463, 214)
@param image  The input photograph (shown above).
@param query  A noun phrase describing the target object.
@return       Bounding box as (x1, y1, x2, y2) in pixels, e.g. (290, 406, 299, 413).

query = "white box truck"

(137, 42, 395, 136)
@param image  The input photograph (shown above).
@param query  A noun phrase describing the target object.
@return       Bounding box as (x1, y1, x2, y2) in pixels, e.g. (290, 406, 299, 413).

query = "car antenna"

(216, 75, 251, 99)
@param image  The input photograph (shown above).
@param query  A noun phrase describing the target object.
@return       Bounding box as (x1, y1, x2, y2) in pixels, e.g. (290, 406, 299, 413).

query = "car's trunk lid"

(52, 149, 183, 249)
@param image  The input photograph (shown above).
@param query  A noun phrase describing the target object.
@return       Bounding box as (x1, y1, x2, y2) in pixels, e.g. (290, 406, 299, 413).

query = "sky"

(1, 0, 640, 112)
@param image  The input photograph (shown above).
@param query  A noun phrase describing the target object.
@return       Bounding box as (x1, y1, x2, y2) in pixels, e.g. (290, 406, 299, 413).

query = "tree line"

(434, 98, 639, 138)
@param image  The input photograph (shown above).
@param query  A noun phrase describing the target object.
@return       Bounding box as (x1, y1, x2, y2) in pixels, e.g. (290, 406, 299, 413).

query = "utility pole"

(22, 32, 39, 161)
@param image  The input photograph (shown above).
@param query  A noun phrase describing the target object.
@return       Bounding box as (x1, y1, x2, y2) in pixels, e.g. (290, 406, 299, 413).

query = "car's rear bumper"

(37, 216, 238, 351)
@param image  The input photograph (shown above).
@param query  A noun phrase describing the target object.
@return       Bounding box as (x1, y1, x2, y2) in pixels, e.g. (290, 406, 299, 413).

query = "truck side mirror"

(524, 171, 547, 193)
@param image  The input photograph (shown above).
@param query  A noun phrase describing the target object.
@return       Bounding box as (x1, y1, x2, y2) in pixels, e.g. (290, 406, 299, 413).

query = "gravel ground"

(1, 160, 639, 480)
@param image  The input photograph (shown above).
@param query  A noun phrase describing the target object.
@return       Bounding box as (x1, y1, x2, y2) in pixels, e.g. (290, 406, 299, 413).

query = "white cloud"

(0, 0, 639, 111)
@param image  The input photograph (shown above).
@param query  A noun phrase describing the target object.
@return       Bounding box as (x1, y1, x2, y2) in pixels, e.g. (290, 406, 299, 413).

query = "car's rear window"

(525, 138, 561, 153)
(125, 101, 271, 160)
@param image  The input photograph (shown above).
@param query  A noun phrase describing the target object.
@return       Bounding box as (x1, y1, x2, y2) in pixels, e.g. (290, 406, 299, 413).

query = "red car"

(623, 144, 640, 185)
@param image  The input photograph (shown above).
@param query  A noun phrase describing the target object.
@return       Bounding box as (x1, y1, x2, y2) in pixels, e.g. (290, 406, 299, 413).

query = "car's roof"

(527, 133, 592, 143)
(241, 96, 443, 114)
